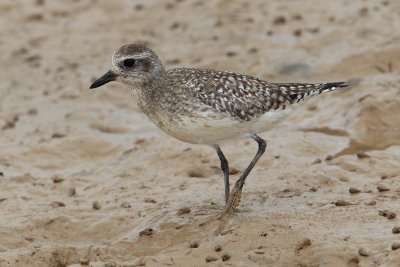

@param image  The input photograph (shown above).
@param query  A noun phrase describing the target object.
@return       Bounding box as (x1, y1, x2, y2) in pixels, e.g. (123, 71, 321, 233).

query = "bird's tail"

(276, 81, 348, 103)
(318, 81, 348, 94)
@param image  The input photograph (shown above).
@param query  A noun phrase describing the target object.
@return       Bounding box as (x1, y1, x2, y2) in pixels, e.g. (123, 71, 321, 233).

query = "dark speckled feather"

(166, 68, 346, 121)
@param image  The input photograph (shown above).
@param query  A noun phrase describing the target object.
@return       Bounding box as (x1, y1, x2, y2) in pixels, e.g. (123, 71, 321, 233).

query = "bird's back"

(165, 68, 346, 121)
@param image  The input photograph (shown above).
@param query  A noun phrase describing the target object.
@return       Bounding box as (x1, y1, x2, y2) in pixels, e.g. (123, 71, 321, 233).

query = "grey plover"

(90, 43, 347, 212)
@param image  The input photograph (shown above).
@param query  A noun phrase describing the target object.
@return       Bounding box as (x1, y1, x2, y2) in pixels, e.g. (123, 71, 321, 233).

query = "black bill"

(90, 70, 116, 89)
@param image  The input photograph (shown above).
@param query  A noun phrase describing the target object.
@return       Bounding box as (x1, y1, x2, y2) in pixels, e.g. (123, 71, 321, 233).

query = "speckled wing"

(175, 68, 347, 121)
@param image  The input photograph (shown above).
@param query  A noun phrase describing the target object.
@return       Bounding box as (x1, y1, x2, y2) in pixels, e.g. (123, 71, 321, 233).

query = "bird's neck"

(129, 77, 163, 116)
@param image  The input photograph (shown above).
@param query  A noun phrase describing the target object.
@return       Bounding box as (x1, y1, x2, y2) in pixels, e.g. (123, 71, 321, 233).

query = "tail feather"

(320, 81, 348, 92)
(275, 81, 348, 104)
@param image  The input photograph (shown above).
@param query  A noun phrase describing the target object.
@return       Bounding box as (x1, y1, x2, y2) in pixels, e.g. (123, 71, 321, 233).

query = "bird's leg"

(224, 134, 266, 213)
(214, 145, 230, 204)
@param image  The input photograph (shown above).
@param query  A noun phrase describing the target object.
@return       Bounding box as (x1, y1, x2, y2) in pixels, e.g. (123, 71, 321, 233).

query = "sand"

(1, 0, 400, 266)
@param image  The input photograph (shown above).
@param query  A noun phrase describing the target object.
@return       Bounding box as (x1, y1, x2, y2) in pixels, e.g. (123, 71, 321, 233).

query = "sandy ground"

(1, 0, 400, 266)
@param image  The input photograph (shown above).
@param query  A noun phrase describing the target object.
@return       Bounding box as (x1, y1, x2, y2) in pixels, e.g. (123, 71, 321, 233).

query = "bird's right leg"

(214, 145, 230, 204)
(224, 134, 266, 213)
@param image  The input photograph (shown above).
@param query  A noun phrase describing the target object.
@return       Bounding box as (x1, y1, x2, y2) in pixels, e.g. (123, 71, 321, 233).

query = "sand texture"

(1, 0, 400, 266)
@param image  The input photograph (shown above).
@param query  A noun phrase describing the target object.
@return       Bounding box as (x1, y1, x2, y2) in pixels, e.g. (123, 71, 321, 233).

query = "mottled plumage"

(168, 68, 345, 121)
(90, 43, 348, 212)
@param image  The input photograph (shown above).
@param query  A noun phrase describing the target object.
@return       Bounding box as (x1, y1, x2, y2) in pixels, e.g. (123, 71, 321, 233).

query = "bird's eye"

(123, 59, 135, 68)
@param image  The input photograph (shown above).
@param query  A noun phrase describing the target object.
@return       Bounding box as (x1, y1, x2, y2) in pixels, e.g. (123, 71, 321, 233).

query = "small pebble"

(27, 14, 43, 21)
(296, 238, 311, 252)
(205, 256, 218, 262)
(293, 14, 303, 20)
(92, 201, 101, 210)
(215, 245, 222, 252)
(221, 253, 231, 261)
(312, 158, 321, 164)
(359, 7, 369, 17)
(377, 185, 390, 192)
(189, 241, 199, 248)
(139, 228, 153, 236)
(52, 176, 64, 183)
(348, 256, 359, 264)
(357, 152, 370, 159)
(358, 248, 370, 256)
(365, 200, 376, 206)
(135, 138, 146, 145)
(80, 258, 89, 265)
(51, 133, 65, 139)
(349, 187, 361, 194)
(381, 1, 390, 6)
(177, 207, 191, 215)
(325, 155, 333, 161)
(293, 29, 302, 37)
(247, 47, 258, 54)
(335, 200, 352, 206)
(226, 51, 237, 57)
(144, 198, 156, 203)
(121, 202, 131, 208)
(27, 109, 38, 115)
(134, 4, 144, 11)
(51, 201, 65, 207)
(35, 0, 45, 6)
(25, 236, 34, 242)
(68, 187, 76, 197)
(392, 243, 400, 250)
(220, 229, 234, 235)
(166, 58, 180, 65)
(187, 169, 206, 178)
(273, 16, 286, 25)
(392, 226, 400, 234)
(379, 210, 396, 219)
(229, 167, 239, 175)
(308, 105, 317, 111)
(308, 27, 320, 33)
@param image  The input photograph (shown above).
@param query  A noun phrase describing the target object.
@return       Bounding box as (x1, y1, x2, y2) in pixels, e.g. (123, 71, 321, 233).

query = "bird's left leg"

(224, 134, 266, 213)
(214, 145, 230, 204)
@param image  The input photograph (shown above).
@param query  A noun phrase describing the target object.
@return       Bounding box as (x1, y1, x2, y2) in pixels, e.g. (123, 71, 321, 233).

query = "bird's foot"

(222, 182, 243, 214)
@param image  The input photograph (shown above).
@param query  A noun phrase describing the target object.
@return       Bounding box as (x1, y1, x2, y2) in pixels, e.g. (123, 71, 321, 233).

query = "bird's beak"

(90, 70, 116, 89)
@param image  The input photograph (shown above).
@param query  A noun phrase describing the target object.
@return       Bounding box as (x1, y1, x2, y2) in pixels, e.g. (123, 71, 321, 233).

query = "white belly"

(151, 108, 293, 145)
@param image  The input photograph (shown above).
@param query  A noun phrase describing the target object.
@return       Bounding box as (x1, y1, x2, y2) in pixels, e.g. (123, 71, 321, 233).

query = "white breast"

(150, 107, 293, 145)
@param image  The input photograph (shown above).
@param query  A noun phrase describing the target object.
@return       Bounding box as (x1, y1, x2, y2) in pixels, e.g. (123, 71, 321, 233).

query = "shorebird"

(90, 43, 347, 213)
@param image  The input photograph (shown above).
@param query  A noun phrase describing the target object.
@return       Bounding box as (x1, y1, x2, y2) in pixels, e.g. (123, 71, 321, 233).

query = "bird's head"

(90, 43, 165, 89)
